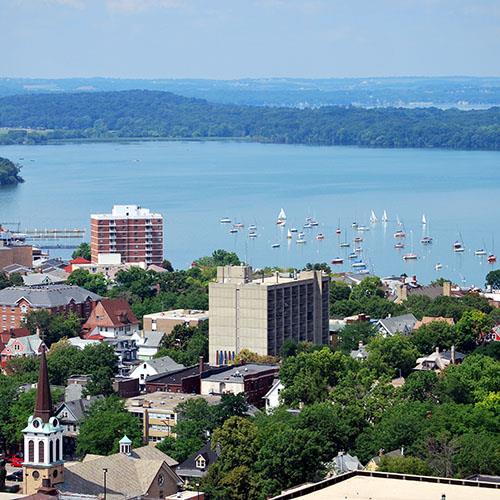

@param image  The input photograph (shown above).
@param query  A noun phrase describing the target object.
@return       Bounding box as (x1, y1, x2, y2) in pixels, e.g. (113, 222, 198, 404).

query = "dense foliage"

(1, 90, 499, 150)
(0, 157, 24, 185)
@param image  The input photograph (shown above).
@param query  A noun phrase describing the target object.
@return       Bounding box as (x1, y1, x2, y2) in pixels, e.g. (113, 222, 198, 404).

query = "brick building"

(90, 205, 164, 266)
(0, 285, 101, 331)
(143, 309, 208, 335)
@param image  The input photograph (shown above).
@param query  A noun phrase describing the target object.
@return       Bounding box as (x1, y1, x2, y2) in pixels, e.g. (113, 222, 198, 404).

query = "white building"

(129, 356, 185, 389)
(263, 379, 283, 413)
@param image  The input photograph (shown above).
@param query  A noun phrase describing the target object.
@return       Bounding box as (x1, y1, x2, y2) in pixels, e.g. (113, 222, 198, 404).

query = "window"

(55, 439, 60, 461)
(28, 440, 34, 462)
(38, 441, 45, 463)
(195, 457, 206, 469)
(49, 441, 54, 463)
(20, 305, 28, 314)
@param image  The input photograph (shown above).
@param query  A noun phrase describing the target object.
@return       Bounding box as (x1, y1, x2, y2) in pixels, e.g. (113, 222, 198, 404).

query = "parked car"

(6, 470, 23, 482)
(6, 454, 23, 468)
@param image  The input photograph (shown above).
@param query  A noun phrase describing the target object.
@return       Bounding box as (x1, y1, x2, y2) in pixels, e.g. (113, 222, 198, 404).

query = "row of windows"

(27, 439, 60, 463)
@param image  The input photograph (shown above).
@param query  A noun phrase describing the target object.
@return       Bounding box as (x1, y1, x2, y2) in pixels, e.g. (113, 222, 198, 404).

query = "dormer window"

(20, 305, 28, 314)
(195, 456, 206, 469)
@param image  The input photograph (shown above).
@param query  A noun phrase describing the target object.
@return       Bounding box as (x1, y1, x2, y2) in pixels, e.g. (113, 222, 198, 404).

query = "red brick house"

(0, 285, 101, 331)
(81, 298, 139, 338)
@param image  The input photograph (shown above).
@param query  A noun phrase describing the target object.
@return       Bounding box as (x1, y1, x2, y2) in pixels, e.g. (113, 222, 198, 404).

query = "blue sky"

(1, 0, 499, 78)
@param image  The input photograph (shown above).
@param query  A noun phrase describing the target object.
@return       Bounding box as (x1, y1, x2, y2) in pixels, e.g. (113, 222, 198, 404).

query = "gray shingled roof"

(55, 396, 104, 422)
(333, 452, 364, 473)
(176, 441, 220, 479)
(378, 314, 417, 336)
(147, 355, 185, 373)
(0, 285, 101, 307)
(141, 331, 166, 349)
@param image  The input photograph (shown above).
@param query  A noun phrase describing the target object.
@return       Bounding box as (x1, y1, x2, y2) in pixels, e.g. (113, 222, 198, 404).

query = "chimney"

(358, 341, 363, 349)
(451, 345, 456, 364)
(443, 281, 452, 297)
(435, 346, 440, 354)
(400, 446, 404, 456)
(199, 355, 204, 374)
(396, 284, 407, 303)
(275, 271, 279, 284)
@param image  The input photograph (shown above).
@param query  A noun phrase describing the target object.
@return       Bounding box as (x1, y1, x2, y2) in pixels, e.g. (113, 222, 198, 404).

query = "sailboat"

(396, 215, 402, 226)
(422, 214, 427, 225)
(340, 230, 350, 248)
(287, 229, 292, 239)
(277, 208, 287, 226)
(403, 231, 418, 260)
(370, 210, 378, 224)
(453, 233, 465, 252)
(382, 210, 388, 223)
(488, 236, 496, 263)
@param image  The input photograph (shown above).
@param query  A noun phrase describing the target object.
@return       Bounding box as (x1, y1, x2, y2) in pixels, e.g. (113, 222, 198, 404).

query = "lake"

(1, 141, 499, 287)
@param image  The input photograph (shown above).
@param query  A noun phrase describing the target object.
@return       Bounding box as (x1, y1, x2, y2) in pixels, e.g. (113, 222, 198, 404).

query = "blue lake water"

(1, 141, 499, 287)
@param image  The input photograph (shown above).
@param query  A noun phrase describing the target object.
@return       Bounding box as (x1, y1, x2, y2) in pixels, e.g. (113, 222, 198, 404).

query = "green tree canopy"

(71, 242, 91, 261)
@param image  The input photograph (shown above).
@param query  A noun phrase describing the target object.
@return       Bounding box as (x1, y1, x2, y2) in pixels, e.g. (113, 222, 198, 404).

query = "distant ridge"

(0, 89, 499, 150)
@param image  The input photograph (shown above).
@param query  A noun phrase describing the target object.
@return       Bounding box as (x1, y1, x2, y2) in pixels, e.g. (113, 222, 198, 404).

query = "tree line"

(0, 90, 499, 150)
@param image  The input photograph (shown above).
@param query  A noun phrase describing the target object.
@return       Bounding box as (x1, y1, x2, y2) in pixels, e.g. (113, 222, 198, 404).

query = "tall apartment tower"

(90, 205, 163, 266)
(209, 265, 330, 365)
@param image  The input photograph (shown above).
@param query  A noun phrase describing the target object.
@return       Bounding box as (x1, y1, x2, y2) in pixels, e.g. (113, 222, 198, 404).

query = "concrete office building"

(90, 205, 163, 266)
(209, 266, 330, 365)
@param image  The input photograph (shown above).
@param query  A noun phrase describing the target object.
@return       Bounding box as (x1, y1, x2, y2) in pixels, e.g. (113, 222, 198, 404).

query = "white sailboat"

(287, 229, 292, 239)
(422, 214, 427, 225)
(277, 208, 287, 226)
(382, 210, 388, 223)
(396, 215, 402, 226)
(370, 210, 378, 224)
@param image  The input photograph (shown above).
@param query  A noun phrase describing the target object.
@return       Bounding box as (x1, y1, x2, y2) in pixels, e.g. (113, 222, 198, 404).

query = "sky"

(1, 0, 500, 79)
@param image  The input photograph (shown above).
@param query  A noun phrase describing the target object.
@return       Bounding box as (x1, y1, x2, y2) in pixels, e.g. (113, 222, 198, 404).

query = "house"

(103, 336, 138, 376)
(133, 330, 167, 360)
(63, 257, 91, 274)
(60, 440, 181, 500)
(1, 333, 46, 370)
(331, 451, 364, 475)
(414, 316, 455, 330)
(54, 395, 104, 458)
(377, 313, 417, 336)
(414, 346, 465, 372)
(0, 284, 100, 331)
(22, 272, 69, 287)
(176, 441, 220, 485)
(200, 363, 280, 407)
(2, 263, 31, 276)
(112, 376, 140, 398)
(130, 356, 185, 390)
(0, 326, 30, 353)
(365, 448, 405, 471)
(65, 375, 92, 402)
(392, 278, 452, 304)
(350, 341, 368, 361)
(124, 392, 221, 443)
(263, 379, 283, 413)
(82, 299, 139, 338)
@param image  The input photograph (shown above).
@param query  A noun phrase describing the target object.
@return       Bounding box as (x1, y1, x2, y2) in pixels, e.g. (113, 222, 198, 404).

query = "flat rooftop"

(272, 472, 500, 500)
(143, 309, 209, 321)
(124, 391, 221, 412)
(91, 205, 162, 220)
(202, 364, 279, 383)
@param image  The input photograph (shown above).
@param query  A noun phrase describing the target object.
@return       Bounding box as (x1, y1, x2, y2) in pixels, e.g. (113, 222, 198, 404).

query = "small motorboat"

(316, 233, 325, 241)
(358, 226, 370, 232)
(394, 230, 406, 238)
(248, 232, 257, 239)
(352, 261, 367, 268)
(435, 263, 443, 270)
(290, 227, 298, 233)
(354, 236, 363, 243)
(220, 217, 231, 224)
(475, 249, 487, 256)
(352, 222, 358, 228)
(421, 236, 433, 244)
(331, 257, 344, 265)
(340, 242, 350, 248)
(355, 247, 363, 253)
(310, 220, 319, 227)
(394, 242, 405, 249)
(248, 224, 257, 231)
(229, 228, 238, 234)
(357, 269, 370, 275)
(303, 223, 312, 229)
(488, 254, 497, 263)
(453, 241, 465, 252)
(272, 243, 280, 248)
(336, 228, 342, 235)
(348, 252, 357, 259)
(233, 222, 244, 229)
(298, 232, 305, 239)
(403, 253, 418, 260)
(296, 238, 306, 244)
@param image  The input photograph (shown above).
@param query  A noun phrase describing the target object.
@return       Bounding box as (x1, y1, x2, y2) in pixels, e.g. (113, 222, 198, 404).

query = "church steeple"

(34, 347, 52, 423)
(22, 340, 65, 496)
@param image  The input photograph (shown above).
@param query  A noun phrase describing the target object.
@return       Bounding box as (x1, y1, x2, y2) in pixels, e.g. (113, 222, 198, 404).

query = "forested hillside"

(0, 90, 499, 150)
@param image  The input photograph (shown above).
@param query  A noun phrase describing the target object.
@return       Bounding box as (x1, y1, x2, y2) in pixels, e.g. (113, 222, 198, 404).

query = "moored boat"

(296, 238, 306, 244)
(331, 257, 344, 265)
(403, 253, 418, 260)
(394, 242, 405, 249)
(394, 230, 406, 238)
(488, 254, 497, 263)
(220, 217, 231, 224)
(271, 243, 280, 248)
(421, 236, 433, 244)
(340, 242, 350, 248)
(316, 233, 325, 241)
(475, 249, 487, 256)
(382, 210, 388, 223)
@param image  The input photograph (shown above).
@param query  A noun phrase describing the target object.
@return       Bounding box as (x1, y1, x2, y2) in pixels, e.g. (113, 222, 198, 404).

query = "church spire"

(34, 346, 52, 423)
